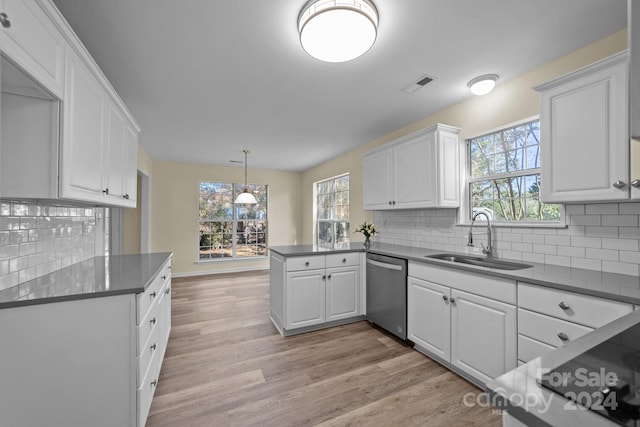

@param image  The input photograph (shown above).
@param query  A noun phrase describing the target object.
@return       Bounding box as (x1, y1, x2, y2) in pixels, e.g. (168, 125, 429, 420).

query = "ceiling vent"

(401, 74, 435, 94)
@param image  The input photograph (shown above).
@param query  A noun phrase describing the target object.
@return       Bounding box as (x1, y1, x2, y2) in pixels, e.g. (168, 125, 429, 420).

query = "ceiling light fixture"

(234, 150, 258, 204)
(298, 0, 379, 63)
(467, 74, 499, 96)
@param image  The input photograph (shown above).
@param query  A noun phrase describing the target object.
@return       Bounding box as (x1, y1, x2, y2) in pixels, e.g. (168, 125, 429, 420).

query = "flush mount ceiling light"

(298, 0, 379, 63)
(468, 74, 499, 96)
(234, 150, 258, 204)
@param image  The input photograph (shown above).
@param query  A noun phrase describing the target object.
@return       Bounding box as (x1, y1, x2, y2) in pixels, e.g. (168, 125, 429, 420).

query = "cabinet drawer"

(137, 368, 158, 427)
(518, 308, 593, 348)
(286, 255, 325, 272)
(326, 252, 360, 268)
(137, 325, 160, 387)
(137, 299, 161, 356)
(518, 334, 555, 363)
(518, 283, 632, 328)
(136, 272, 164, 324)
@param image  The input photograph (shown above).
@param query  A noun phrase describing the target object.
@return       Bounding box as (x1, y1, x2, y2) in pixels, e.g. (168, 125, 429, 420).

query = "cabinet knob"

(557, 332, 569, 342)
(150, 292, 156, 298)
(342, 258, 346, 263)
(0, 13, 11, 28)
(151, 380, 157, 388)
(102, 188, 110, 195)
(150, 317, 157, 325)
(123, 194, 130, 200)
(558, 301, 570, 311)
(388, 201, 392, 206)
(327, 274, 332, 280)
(161, 275, 167, 280)
(442, 295, 449, 302)
(392, 201, 396, 205)
(165, 287, 171, 295)
(150, 343, 157, 351)
(631, 179, 640, 189)
(613, 180, 626, 189)
(305, 262, 310, 267)
(449, 297, 456, 304)
(322, 275, 326, 280)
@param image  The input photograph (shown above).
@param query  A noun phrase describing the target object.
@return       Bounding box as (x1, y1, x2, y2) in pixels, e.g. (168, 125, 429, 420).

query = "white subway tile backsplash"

(374, 201, 640, 276)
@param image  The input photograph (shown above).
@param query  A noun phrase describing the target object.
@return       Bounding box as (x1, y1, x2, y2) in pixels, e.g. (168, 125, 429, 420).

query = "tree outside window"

(316, 174, 349, 246)
(468, 120, 560, 222)
(199, 182, 268, 259)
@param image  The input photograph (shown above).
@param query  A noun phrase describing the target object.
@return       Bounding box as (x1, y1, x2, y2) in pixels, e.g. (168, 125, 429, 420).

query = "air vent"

(401, 74, 435, 94)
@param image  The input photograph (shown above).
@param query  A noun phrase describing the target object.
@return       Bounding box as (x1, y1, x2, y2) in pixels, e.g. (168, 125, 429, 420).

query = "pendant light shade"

(298, 0, 378, 63)
(234, 150, 258, 204)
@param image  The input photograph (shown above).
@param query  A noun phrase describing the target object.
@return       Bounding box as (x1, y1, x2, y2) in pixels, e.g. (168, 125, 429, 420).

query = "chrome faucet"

(468, 211, 492, 257)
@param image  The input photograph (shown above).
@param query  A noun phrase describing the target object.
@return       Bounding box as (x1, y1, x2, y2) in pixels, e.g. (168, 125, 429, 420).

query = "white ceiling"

(51, 0, 627, 172)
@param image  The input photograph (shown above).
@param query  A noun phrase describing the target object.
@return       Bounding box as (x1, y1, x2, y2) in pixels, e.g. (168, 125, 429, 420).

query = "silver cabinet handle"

(557, 332, 569, 342)
(388, 201, 392, 205)
(305, 262, 310, 267)
(165, 287, 171, 295)
(150, 343, 157, 351)
(161, 275, 167, 280)
(442, 295, 449, 302)
(150, 317, 156, 325)
(450, 297, 456, 304)
(342, 258, 346, 263)
(151, 380, 157, 387)
(102, 188, 110, 195)
(150, 292, 156, 298)
(322, 275, 326, 280)
(631, 179, 640, 188)
(327, 274, 332, 280)
(613, 180, 626, 189)
(123, 194, 130, 200)
(0, 13, 10, 28)
(558, 301, 570, 310)
(392, 201, 396, 205)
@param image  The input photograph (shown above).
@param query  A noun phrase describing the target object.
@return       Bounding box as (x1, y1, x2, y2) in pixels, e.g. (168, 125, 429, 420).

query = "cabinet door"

(539, 55, 629, 202)
(60, 48, 107, 203)
(326, 266, 359, 321)
(407, 277, 450, 361)
(394, 134, 437, 208)
(436, 129, 460, 207)
(106, 101, 126, 199)
(0, 0, 65, 97)
(450, 289, 516, 385)
(123, 124, 139, 205)
(632, 137, 640, 199)
(363, 148, 393, 209)
(285, 270, 326, 329)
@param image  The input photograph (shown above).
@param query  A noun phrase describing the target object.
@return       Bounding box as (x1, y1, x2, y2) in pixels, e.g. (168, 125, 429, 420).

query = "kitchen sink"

(425, 253, 533, 270)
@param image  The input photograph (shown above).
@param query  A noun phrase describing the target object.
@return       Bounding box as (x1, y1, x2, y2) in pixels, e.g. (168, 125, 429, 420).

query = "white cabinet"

(105, 102, 138, 207)
(536, 51, 630, 202)
(270, 252, 363, 335)
(450, 289, 516, 385)
(60, 46, 107, 203)
(516, 282, 632, 363)
(0, 256, 172, 427)
(0, 0, 65, 98)
(363, 123, 460, 210)
(407, 261, 517, 386)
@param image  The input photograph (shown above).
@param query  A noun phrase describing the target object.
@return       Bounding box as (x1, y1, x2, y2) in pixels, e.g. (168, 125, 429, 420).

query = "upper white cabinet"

(0, 0, 65, 98)
(535, 52, 630, 203)
(0, 0, 140, 207)
(363, 124, 460, 210)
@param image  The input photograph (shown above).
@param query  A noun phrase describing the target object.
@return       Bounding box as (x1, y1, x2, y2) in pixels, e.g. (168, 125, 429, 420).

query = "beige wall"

(300, 30, 627, 244)
(149, 161, 302, 275)
(123, 145, 153, 255)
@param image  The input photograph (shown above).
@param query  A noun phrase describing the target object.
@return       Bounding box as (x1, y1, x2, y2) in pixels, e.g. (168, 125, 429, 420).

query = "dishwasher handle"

(366, 258, 404, 271)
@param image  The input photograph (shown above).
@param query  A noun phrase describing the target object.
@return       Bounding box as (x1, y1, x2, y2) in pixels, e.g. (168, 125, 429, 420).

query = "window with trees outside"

(199, 182, 268, 259)
(316, 174, 349, 246)
(468, 119, 561, 223)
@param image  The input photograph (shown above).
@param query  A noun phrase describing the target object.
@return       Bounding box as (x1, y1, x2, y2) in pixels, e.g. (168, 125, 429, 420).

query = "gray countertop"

(487, 309, 640, 427)
(0, 252, 173, 309)
(270, 242, 640, 305)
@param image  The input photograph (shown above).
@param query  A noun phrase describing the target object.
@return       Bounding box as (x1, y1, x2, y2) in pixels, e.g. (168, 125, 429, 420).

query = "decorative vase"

(363, 237, 371, 249)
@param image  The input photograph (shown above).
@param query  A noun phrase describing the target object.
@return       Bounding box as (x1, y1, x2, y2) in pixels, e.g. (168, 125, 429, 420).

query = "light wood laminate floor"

(146, 270, 502, 427)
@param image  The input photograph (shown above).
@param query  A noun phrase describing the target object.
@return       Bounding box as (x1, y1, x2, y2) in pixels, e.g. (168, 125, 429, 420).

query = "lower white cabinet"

(407, 262, 517, 386)
(270, 252, 364, 335)
(0, 257, 172, 427)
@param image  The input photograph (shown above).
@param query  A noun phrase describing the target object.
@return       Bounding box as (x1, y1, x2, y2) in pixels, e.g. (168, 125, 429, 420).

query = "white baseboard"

(172, 265, 269, 278)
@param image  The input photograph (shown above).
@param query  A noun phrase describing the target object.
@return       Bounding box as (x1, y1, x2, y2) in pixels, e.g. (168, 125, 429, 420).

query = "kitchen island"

(0, 252, 173, 427)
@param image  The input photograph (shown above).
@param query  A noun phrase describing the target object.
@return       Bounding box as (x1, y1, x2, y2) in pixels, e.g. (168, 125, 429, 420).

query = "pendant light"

(234, 150, 258, 204)
(298, 0, 379, 63)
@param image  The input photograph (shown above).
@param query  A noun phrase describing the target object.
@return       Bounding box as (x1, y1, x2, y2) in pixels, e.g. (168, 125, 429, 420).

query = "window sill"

(455, 221, 567, 229)
(195, 256, 268, 264)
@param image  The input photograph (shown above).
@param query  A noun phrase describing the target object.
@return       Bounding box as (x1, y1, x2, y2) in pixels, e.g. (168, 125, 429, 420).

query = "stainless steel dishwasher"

(365, 253, 408, 340)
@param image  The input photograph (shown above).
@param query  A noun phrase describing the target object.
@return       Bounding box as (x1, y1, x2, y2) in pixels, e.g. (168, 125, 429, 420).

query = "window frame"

(460, 116, 565, 228)
(314, 173, 350, 246)
(197, 181, 268, 261)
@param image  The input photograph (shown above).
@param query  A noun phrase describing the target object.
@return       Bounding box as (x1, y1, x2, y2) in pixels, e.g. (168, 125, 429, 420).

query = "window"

(315, 174, 350, 245)
(198, 182, 267, 259)
(468, 119, 561, 223)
